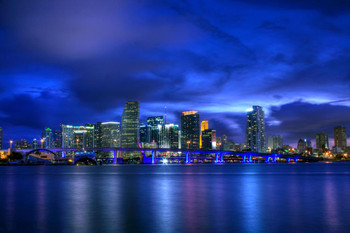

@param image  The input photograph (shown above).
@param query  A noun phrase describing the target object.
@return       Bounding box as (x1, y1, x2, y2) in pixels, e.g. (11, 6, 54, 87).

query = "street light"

(41, 138, 45, 149)
(9, 140, 13, 149)
(187, 140, 191, 150)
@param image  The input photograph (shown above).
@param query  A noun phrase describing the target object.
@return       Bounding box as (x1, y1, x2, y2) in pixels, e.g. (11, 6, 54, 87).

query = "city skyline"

(1, 102, 349, 154)
(1, 1, 350, 147)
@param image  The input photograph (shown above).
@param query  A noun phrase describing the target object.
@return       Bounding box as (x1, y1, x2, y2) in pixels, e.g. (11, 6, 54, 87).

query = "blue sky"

(0, 0, 350, 147)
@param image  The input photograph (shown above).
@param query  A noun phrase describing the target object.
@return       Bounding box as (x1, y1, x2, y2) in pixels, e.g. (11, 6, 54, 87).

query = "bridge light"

(162, 158, 168, 164)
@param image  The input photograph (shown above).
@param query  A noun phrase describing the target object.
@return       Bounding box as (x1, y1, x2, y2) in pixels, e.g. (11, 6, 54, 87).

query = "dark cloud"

(267, 101, 350, 145)
(0, 0, 349, 145)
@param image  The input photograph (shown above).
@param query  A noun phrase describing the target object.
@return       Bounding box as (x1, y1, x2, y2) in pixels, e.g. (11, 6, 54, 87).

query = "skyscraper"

(246, 106, 266, 153)
(41, 128, 53, 149)
(158, 123, 179, 149)
(201, 129, 216, 150)
(334, 126, 347, 150)
(200, 120, 209, 148)
(147, 116, 163, 143)
(121, 101, 140, 149)
(73, 125, 95, 149)
(268, 135, 283, 150)
(94, 122, 103, 148)
(101, 122, 121, 147)
(53, 129, 62, 148)
(316, 132, 329, 151)
(0, 127, 2, 149)
(181, 111, 200, 149)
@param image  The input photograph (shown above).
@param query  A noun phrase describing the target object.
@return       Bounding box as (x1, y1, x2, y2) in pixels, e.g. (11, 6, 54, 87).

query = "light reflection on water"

(0, 163, 349, 233)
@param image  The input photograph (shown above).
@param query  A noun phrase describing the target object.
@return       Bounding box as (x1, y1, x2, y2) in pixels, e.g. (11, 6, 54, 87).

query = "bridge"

(0, 147, 311, 164)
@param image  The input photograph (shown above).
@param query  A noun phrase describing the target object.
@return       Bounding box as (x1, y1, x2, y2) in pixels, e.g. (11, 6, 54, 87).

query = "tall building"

(53, 129, 62, 148)
(334, 126, 347, 150)
(181, 111, 200, 149)
(268, 135, 283, 150)
(15, 139, 31, 149)
(32, 138, 39, 149)
(316, 132, 329, 151)
(41, 128, 53, 149)
(147, 116, 163, 143)
(73, 125, 95, 149)
(0, 127, 2, 149)
(200, 120, 209, 148)
(94, 122, 103, 148)
(246, 106, 266, 153)
(201, 129, 216, 150)
(101, 122, 121, 147)
(139, 123, 150, 144)
(158, 123, 179, 149)
(121, 101, 140, 149)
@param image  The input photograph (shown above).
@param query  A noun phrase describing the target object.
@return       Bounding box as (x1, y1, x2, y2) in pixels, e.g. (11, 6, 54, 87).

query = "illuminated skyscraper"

(94, 122, 103, 148)
(139, 123, 151, 144)
(201, 129, 216, 150)
(121, 101, 140, 149)
(73, 125, 95, 149)
(101, 122, 121, 147)
(200, 120, 209, 148)
(246, 106, 266, 153)
(181, 111, 200, 149)
(41, 128, 53, 149)
(334, 126, 347, 150)
(159, 123, 179, 149)
(147, 116, 163, 143)
(316, 132, 329, 151)
(53, 129, 62, 148)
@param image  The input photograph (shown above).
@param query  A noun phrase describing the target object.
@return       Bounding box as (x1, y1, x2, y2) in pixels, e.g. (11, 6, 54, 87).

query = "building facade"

(200, 120, 209, 149)
(268, 135, 283, 150)
(181, 111, 200, 149)
(42, 128, 53, 149)
(316, 132, 329, 151)
(246, 106, 266, 153)
(101, 122, 121, 147)
(334, 126, 347, 151)
(201, 129, 216, 150)
(121, 101, 140, 149)
(158, 123, 179, 149)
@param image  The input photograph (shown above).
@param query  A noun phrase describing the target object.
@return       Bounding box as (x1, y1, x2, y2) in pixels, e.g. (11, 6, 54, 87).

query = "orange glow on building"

(182, 111, 198, 115)
(200, 120, 209, 148)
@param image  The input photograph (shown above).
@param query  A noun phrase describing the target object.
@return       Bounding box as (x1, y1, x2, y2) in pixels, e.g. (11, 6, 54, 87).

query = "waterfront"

(0, 163, 349, 233)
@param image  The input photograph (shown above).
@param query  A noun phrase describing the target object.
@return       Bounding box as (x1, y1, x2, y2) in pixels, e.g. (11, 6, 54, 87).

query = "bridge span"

(0, 147, 312, 164)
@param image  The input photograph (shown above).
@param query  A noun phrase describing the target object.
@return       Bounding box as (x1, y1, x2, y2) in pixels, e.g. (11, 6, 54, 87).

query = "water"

(0, 163, 349, 233)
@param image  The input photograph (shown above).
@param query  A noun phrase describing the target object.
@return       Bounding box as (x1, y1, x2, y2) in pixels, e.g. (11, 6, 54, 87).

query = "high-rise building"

(316, 132, 329, 151)
(158, 123, 179, 149)
(200, 120, 209, 148)
(73, 125, 95, 149)
(268, 135, 283, 150)
(334, 126, 347, 150)
(297, 138, 312, 153)
(41, 128, 53, 149)
(32, 138, 39, 149)
(147, 116, 163, 143)
(201, 129, 216, 150)
(0, 127, 2, 149)
(181, 111, 200, 149)
(101, 122, 121, 147)
(121, 101, 140, 149)
(246, 106, 266, 153)
(139, 123, 150, 144)
(94, 122, 103, 148)
(15, 139, 31, 149)
(53, 129, 62, 148)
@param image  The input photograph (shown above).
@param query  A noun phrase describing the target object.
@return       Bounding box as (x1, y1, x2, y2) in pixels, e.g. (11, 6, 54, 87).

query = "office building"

(316, 132, 329, 151)
(268, 135, 283, 150)
(158, 123, 179, 149)
(181, 111, 200, 149)
(121, 101, 140, 149)
(41, 128, 53, 149)
(147, 116, 163, 143)
(246, 106, 266, 153)
(200, 120, 209, 148)
(101, 122, 121, 147)
(201, 129, 216, 150)
(334, 126, 347, 150)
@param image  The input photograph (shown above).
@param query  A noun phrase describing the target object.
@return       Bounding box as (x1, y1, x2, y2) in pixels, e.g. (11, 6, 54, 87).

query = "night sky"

(1, 0, 350, 147)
